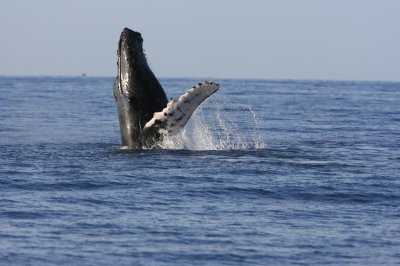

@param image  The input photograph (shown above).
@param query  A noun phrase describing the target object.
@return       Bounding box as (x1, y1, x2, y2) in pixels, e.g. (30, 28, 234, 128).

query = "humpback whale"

(113, 28, 219, 149)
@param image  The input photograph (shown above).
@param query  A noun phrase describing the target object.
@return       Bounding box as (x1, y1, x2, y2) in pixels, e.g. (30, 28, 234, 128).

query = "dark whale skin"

(113, 28, 167, 148)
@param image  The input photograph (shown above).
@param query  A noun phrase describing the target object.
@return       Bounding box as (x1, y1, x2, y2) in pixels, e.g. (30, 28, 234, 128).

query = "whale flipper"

(144, 81, 219, 136)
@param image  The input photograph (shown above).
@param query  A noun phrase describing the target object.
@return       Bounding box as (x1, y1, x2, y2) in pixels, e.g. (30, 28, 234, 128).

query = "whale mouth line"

(118, 39, 123, 95)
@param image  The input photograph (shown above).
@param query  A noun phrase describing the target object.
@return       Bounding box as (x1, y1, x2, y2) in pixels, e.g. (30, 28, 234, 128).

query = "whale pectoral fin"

(144, 81, 219, 135)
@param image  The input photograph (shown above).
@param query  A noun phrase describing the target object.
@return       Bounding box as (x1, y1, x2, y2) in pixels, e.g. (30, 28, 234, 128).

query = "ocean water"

(0, 76, 399, 265)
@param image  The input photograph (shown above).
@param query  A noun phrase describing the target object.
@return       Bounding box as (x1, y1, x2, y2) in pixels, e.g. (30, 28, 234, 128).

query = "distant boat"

(81, 73, 87, 77)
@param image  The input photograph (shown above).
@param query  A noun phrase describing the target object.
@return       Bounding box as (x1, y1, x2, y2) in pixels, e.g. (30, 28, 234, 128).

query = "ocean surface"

(0, 76, 399, 265)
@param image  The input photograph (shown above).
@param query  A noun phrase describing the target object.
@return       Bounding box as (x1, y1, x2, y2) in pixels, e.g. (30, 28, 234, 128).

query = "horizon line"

(0, 74, 399, 83)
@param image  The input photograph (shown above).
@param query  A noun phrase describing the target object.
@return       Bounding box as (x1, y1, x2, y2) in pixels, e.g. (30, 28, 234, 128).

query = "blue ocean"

(0, 76, 399, 265)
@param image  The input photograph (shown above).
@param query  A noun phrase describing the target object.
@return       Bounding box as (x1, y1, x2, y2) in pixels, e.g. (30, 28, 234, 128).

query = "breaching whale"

(113, 28, 219, 149)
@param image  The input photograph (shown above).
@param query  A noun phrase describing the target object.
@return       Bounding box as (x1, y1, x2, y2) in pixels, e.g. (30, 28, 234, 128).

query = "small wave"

(1, 210, 48, 219)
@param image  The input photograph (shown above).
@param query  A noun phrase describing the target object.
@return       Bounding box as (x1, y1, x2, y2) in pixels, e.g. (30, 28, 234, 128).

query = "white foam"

(158, 95, 266, 151)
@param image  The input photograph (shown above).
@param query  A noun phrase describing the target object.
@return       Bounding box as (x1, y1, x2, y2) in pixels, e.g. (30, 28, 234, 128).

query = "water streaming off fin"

(158, 95, 266, 150)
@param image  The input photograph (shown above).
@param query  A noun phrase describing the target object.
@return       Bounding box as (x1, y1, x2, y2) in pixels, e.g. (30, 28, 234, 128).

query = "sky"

(0, 0, 399, 81)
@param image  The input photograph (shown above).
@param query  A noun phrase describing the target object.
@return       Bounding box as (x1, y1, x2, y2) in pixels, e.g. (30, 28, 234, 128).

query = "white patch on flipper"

(144, 81, 219, 135)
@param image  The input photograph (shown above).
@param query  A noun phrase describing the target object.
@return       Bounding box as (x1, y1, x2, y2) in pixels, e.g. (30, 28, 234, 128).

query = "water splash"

(159, 95, 266, 150)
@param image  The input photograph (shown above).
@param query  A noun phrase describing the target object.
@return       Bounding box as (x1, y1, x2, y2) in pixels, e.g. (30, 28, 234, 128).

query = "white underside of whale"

(144, 81, 219, 135)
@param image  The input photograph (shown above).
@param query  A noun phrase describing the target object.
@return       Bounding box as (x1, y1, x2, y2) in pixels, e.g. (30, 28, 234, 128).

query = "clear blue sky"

(1, 0, 399, 81)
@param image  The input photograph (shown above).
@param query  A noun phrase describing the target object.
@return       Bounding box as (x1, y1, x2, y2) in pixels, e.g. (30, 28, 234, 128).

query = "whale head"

(117, 28, 145, 96)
